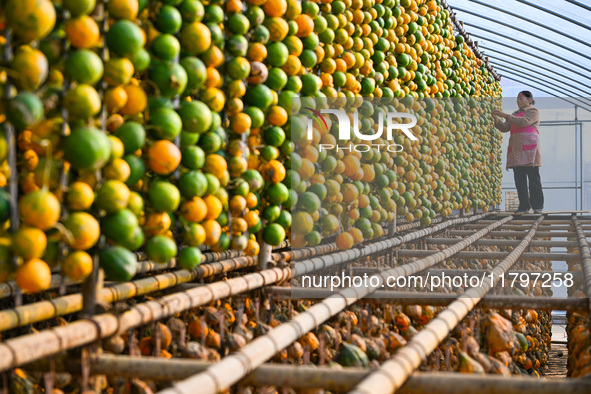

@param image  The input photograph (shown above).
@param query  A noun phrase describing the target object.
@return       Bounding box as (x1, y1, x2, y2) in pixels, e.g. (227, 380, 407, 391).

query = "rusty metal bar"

(351, 216, 544, 394)
(160, 215, 508, 394)
(267, 287, 587, 312)
(24, 355, 591, 393)
(395, 249, 578, 261)
(423, 238, 577, 248)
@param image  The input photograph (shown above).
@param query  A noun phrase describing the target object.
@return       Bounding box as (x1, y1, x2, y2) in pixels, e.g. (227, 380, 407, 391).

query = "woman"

(492, 91, 544, 214)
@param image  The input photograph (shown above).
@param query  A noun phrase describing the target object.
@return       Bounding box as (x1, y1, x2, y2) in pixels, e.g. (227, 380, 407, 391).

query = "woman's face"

(517, 94, 531, 109)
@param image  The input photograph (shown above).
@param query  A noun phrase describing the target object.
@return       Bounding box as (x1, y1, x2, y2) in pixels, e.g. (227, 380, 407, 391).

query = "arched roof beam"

(463, 26, 591, 75)
(486, 55, 591, 99)
(516, 0, 591, 32)
(496, 70, 591, 113)
(498, 72, 591, 113)
(478, 45, 591, 88)
(565, 0, 591, 13)
(452, 6, 591, 63)
(494, 64, 591, 107)
(457, 0, 591, 49)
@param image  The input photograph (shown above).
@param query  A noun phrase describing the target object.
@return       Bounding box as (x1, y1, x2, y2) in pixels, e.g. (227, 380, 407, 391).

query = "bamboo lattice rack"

(2, 211, 591, 393)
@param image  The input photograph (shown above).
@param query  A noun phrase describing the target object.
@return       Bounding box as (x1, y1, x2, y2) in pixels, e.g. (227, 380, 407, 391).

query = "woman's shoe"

(515, 209, 532, 214)
(533, 209, 543, 214)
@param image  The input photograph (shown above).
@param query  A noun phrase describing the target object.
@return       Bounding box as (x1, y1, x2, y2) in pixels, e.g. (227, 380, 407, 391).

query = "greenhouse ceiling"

(446, 0, 591, 112)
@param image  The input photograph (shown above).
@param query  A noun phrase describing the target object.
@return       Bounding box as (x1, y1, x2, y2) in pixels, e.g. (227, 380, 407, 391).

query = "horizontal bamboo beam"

(267, 287, 588, 312)
(25, 355, 591, 394)
(160, 215, 506, 394)
(351, 216, 544, 393)
(447, 230, 584, 237)
(395, 249, 578, 261)
(423, 238, 578, 248)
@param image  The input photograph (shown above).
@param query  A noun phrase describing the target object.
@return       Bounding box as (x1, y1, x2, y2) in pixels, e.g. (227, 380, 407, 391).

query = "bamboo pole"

(273, 243, 338, 264)
(448, 230, 582, 237)
(571, 214, 591, 321)
(350, 216, 544, 394)
(160, 215, 508, 394)
(395, 250, 578, 261)
(291, 214, 488, 278)
(25, 355, 591, 394)
(267, 287, 588, 311)
(484, 219, 591, 224)
(349, 267, 581, 280)
(463, 224, 581, 230)
(423, 238, 578, 247)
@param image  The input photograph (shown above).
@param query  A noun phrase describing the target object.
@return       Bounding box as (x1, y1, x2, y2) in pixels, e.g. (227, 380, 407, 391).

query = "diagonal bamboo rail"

(0, 213, 484, 372)
(394, 249, 579, 261)
(423, 238, 578, 247)
(290, 214, 488, 278)
(268, 287, 588, 311)
(24, 355, 591, 393)
(350, 215, 544, 394)
(463, 224, 581, 230)
(159, 215, 508, 394)
(348, 267, 581, 279)
(447, 230, 584, 237)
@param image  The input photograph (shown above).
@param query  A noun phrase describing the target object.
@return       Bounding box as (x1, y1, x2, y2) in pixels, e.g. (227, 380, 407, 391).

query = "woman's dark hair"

(518, 90, 535, 105)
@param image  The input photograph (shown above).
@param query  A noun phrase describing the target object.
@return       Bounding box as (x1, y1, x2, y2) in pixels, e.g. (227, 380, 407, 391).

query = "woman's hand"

(492, 109, 508, 119)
